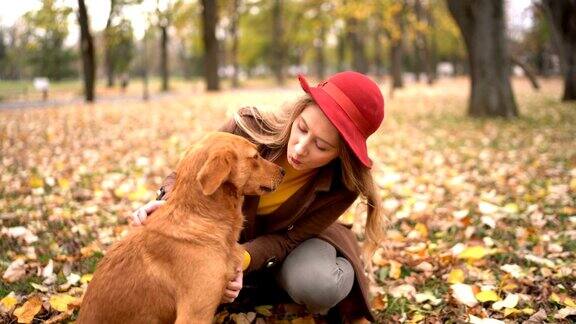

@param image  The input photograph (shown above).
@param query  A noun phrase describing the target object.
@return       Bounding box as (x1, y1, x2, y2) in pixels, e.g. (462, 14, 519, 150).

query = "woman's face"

(287, 104, 340, 170)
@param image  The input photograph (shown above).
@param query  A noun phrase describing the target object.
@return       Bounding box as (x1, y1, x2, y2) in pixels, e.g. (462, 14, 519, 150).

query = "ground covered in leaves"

(1, 78, 575, 323)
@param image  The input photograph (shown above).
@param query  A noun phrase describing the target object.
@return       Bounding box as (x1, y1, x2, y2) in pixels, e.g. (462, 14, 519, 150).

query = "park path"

(0, 92, 178, 110)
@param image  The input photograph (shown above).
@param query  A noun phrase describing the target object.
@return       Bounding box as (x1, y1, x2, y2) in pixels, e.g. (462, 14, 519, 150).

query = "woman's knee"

(278, 239, 355, 313)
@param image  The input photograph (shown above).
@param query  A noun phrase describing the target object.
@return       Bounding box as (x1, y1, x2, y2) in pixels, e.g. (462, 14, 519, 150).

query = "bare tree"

(390, 2, 406, 89)
(542, 0, 576, 101)
(77, 0, 96, 102)
(271, 0, 285, 86)
(201, 0, 220, 91)
(229, 0, 241, 88)
(156, 0, 173, 92)
(447, 0, 518, 117)
(347, 17, 368, 74)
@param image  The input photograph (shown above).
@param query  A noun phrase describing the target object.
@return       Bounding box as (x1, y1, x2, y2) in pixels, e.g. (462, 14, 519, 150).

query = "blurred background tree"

(0, 0, 574, 107)
(22, 0, 76, 80)
(78, 0, 96, 102)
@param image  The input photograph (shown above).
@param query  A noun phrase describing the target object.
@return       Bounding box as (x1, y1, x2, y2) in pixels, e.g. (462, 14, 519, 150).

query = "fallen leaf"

(230, 313, 251, 324)
(476, 290, 500, 302)
(524, 309, 547, 323)
(447, 269, 465, 284)
(478, 201, 499, 214)
(415, 223, 428, 238)
(291, 316, 316, 324)
(525, 254, 555, 268)
(66, 273, 81, 286)
(254, 305, 273, 317)
(415, 291, 442, 305)
(554, 307, 576, 319)
(409, 313, 425, 323)
(2, 259, 27, 283)
(451, 283, 478, 307)
(389, 284, 416, 299)
(389, 260, 402, 279)
(500, 264, 524, 279)
(30, 283, 49, 292)
(492, 294, 519, 311)
(550, 293, 576, 308)
(80, 273, 93, 284)
(13, 295, 42, 323)
(0, 292, 18, 313)
(458, 246, 491, 260)
(468, 315, 504, 324)
(49, 294, 77, 312)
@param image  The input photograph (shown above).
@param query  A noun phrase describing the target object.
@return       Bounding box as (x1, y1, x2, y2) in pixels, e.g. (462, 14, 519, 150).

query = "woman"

(133, 71, 385, 323)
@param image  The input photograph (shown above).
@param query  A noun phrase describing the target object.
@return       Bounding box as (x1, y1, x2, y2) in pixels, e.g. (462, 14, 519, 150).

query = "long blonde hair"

(234, 96, 386, 267)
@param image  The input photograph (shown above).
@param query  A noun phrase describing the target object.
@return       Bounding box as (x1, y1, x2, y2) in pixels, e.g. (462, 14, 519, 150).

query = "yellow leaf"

(415, 223, 428, 238)
(521, 308, 535, 315)
(13, 295, 42, 324)
(550, 293, 576, 308)
(447, 269, 465, 284)
(255, 305, 273, 317)
(57, 178, 70, 190)
(80, 274, 93, 284)
(409, 313, 425, 323)
(338, 210, 355, 225)
(476, 290, 500, 302)
(503, 308, 520, 317)
(128, 185, 150, 202)
(503, 203, 519, 214)
(0, 292, 17, 313)
(390, 260, 402, 279)
(28, 176, 44, 189)
(49, 294, 77, 312)
(570, 178, 576, 191)
(458, 246, 490, 260)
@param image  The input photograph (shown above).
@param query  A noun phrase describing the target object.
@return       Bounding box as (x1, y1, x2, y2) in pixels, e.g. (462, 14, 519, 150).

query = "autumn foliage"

(1, 78, 575, 323)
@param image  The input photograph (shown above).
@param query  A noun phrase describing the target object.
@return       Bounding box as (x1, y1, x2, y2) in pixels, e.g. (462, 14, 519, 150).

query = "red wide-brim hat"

(298, 71, 384, 168)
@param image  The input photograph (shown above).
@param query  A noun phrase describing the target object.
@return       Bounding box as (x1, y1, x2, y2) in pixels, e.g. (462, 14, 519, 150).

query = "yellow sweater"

(256, 154, 318, 215)
(241, 154, 317, 270)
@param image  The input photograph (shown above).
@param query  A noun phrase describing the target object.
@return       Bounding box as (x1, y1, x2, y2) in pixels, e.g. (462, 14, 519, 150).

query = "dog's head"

(177, 132, 285, 196)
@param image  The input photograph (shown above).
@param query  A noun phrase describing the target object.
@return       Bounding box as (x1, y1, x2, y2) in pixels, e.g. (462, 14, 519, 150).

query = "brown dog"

(77, 132, 285, 324)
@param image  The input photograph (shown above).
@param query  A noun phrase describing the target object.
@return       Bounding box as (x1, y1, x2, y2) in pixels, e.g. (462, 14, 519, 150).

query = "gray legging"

(276, 238, 355, 314)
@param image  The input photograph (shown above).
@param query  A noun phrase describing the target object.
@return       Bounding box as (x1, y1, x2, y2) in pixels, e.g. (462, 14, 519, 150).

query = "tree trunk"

(425, 0, 437, 84)
(413, 0, 429, 83)
(337, 32, 346, 72)
(105, 0, 115, 88)
(271, 0, 285, 86)
(201, 0, 220, 91)
(390, 42, 403, 88)
(447, 0, 519, 117)
(160, 24, 169, 92)
(373, 31, 383, 79)
(230, 0, 240, 88)
(510, 56, 540, 90)
(390, 2, 405, 88)
(543, 0, 576, 101)
(77, 0, 96, 102)
(143, 34, 149, 101)
(314, 25, 326, 80)
(347, 18, 368, 74)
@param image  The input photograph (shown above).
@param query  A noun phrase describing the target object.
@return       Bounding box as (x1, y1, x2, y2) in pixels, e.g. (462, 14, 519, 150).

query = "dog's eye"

(252, 154, 258, 159)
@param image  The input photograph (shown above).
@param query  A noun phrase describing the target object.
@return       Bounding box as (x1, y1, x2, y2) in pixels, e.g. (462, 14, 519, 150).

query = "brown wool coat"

(159, 108, 374, 321)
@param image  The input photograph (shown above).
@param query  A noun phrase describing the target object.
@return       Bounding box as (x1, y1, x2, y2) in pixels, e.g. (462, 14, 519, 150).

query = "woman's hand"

(131, 200, 166, 226)
(221, 266, 243, 304)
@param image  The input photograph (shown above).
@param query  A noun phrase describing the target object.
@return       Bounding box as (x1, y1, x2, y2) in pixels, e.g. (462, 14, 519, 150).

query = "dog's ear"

(196, 151, 232, 195)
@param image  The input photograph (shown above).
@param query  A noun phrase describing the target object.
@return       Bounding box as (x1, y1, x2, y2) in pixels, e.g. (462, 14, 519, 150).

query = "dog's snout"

(280, 168, 286, 176)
